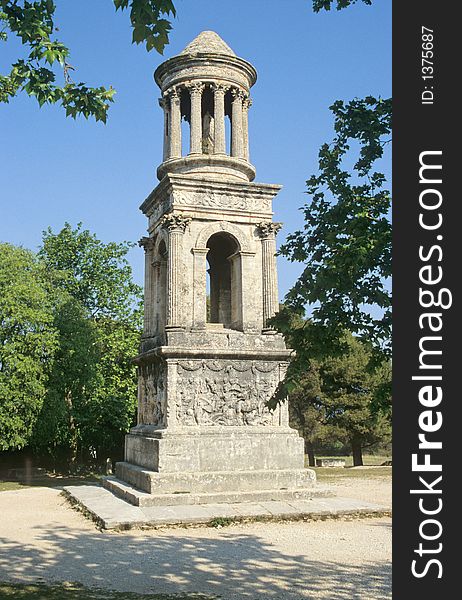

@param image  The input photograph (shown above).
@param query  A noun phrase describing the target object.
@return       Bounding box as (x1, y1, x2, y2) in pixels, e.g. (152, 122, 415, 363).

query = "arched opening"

(201, 86, 215, 154)
(180, 88, 190, 156)
(224, 89, 233, 155)
(206, 232, 240, 328)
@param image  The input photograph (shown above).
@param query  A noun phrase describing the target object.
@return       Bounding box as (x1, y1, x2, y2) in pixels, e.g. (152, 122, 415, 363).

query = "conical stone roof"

(180, 31, 236, 57)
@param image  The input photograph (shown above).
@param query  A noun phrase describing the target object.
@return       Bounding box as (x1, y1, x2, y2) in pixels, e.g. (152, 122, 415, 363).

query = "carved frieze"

(173, 190, 272, 213)
(175, 359, 281, 426)
(138, 361, 165, 426)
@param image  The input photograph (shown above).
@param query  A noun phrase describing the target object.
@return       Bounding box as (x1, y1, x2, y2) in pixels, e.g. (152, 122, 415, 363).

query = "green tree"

(288, 362, 326, 467)
(1, 0, 176, 121)
(82, 315, 142, 457)
(276, 97, 391, 358)
(36, 223, 143, 463)
(278, 311, 389, 465)
(32, 297, 100, 463)
(317, 333, 391, 466)
(0, 243, 58, 450)
(271, 96, 391, 418)
(272, 0, 391, 414)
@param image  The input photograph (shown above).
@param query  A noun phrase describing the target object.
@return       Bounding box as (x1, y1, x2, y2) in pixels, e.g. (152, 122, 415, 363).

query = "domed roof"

(179, 31, 236, 57)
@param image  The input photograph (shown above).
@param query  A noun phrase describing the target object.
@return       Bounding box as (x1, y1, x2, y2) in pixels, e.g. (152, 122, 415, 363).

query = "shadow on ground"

(0, 524, 391, 600)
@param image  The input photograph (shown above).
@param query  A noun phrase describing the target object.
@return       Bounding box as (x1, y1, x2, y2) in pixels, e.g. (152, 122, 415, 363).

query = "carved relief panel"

(137, 360, 165, 426)
(174, 359, 285, 426)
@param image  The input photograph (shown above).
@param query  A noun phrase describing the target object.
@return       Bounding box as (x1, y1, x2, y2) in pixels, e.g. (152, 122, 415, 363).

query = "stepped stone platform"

(63, 483, 390, 530)
(107, 460, 317, 504)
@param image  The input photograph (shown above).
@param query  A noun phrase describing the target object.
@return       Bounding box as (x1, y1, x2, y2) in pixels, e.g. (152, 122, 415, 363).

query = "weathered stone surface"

(180, 31, 236, 57)
(123, 428, 303, 473)
(114, 31, 316, 509)
(113, 463, 315, 495)
(103, 475, 325, 507)
(64, 484, 390, 530)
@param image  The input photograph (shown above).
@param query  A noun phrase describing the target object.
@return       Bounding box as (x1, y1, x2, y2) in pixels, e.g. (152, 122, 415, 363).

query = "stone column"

(168, 88, 182, 159)
(152, 259, 161, 333)
(239, 251, 257, 332)
(192, 248, 209, 330)
(162, 214, 191, 329)
(231, 88, 244, 158)
(242, 97, 252, 161)
(213, 84, 227, 154)
(257, 222, 282, 329)
(139, 236, 156, 335)
(159, 96, 170, 161)
(189, 83, 204, 154)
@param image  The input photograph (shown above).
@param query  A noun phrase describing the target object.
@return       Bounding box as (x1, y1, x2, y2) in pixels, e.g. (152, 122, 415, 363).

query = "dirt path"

(0, 478, 391, 599)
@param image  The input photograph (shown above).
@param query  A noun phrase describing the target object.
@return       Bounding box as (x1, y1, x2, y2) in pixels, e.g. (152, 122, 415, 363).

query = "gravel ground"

(0, 477, 391, 600)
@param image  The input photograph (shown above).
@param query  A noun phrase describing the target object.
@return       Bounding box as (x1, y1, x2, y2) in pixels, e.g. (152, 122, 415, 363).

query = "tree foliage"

(289, 332, 391, 466)
(272, 96, 391, 392)
(35, 223, 143, 462)
(312, 0, 372, 12)
(317, 333, 391, 465)
(0, 0, 175, 121)
(0, 226, 142, 460)
(272, 97, 391, 418)
(0, 243, 58, 450)
(39, 223, 141, 322)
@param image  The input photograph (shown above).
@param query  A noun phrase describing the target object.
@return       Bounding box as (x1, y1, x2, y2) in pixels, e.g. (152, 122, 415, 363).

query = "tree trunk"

(351, 438, 363, 466)
(65, 390, 78, 469)
(305, 439, 316, 467)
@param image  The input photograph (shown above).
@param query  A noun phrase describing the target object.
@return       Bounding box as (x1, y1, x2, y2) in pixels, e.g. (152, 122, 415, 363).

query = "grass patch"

(305, 455, 392, 482)
(0, 480, 30, 492)
(314, 466, 392, 481)
(0, 474, 100, 493)
(0, 582, 217, 600)
(209, 517, 234, 528)
(305, 454, 391, 468)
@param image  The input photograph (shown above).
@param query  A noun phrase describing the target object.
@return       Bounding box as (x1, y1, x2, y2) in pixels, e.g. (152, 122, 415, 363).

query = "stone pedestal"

(105, 331, 316, 505)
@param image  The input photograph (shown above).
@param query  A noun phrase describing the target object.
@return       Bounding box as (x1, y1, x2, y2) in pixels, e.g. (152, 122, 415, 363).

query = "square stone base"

(123, 426, 305, 472)
(111, 426, 316, 506)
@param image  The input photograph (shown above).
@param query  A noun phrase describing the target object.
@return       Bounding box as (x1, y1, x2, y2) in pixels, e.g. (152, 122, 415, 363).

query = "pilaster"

(257, 222, 282, 329)
(161, 214, 191, 329)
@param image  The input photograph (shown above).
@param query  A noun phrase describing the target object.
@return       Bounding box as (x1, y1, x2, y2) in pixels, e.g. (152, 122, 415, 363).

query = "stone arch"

(152, 232, 168, 336)
(206, 231, 240, 327)
(195, 220, 252, 252)
(153, 230, 168, 257)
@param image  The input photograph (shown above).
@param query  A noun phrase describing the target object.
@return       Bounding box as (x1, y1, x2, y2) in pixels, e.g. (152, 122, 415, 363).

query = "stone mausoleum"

(105, 31, 316, 506)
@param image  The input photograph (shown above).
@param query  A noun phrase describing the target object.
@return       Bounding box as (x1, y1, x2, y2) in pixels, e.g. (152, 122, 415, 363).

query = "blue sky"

(0, 0, 391, 297)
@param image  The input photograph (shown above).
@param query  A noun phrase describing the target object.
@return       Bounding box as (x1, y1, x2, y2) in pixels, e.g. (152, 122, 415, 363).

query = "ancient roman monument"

(105, 31, 316, 506)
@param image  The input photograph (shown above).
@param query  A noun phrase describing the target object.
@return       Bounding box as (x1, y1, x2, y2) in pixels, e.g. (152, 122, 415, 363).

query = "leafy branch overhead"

(113, 0, 175, 53)
(312, 0, 372, 12)
(0, 1, 176, 121)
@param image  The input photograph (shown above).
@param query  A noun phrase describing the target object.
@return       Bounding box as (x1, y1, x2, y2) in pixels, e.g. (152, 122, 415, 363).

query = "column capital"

(192, 247, 210, 256)
(257, 222, 282, 239)
(243, 97, 253, 110)
(212, 82, 229, 95)
(138, 236, 155, 252)
(166, 86, 181, 103)
(187, 82, 205, 96)
(231, 87, 246, 101)
(161, 213, 191, 234)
